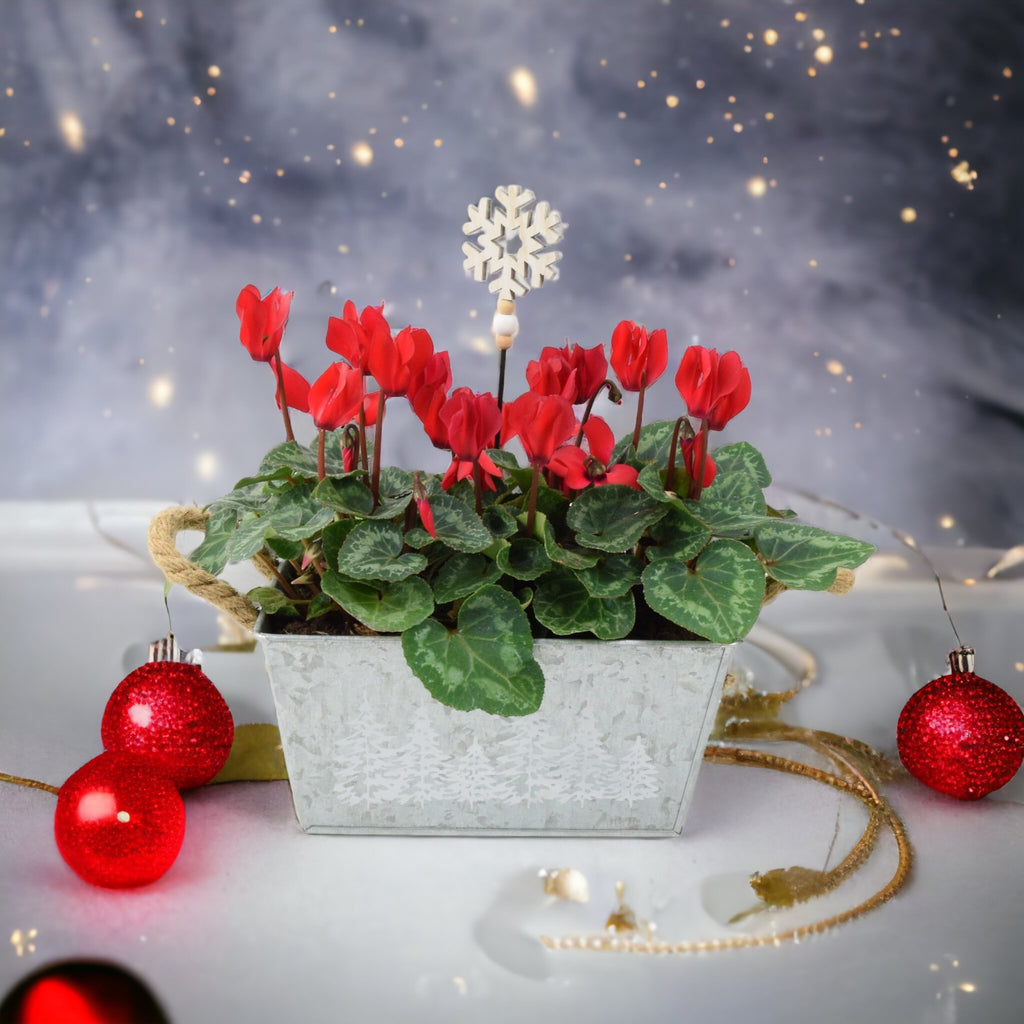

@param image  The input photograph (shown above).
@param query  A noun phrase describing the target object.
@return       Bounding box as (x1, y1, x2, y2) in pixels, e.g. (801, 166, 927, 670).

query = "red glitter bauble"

(54, 752, 186, 888)
(101, 661, 234, 789)
(897, 669, 1024, 800)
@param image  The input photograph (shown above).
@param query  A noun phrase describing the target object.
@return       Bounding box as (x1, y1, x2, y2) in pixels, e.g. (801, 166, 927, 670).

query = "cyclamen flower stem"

(266, 557, 302, 600)
(370, 396, 386, 505)
(574, 380, 622, 446)
(526, 465, 541, 534)
(665, 415, 688, 494)
(357, 404, 369, 474)
(687, 419, 710, 501)
(272, 353, 296, 442)
(630, 377, 648, 452)
(473, 462, 484, 515)
(317, 429, 327, 482)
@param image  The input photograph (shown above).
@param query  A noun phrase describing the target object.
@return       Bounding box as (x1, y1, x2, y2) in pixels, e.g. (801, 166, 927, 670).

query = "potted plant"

(152, 281, 872, 836)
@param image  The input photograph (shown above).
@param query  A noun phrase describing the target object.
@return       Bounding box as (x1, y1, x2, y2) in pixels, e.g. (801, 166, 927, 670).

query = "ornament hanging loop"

(948, 646, 975, 675)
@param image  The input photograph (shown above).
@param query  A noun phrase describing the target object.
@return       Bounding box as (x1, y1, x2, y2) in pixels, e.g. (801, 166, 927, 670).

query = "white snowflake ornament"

(462, 184, 566, 301)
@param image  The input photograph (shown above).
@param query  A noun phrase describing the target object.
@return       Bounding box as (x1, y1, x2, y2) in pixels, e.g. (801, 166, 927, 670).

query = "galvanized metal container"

(257, 631, 733, 836)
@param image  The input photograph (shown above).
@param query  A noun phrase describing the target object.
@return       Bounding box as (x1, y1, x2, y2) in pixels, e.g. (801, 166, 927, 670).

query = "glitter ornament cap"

(897, 648, 1024, 800)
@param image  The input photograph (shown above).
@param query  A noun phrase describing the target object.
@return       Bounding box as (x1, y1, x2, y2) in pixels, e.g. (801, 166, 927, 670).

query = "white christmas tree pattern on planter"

(462, 184, 566, 300)
(326, 699, 663, 810)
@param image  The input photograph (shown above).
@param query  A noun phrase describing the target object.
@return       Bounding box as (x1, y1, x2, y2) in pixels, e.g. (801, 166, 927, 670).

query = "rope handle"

(147, 506, 272, 632)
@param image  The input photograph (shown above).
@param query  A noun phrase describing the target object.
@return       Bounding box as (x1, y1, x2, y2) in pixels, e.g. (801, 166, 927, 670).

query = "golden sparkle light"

(509, 66, 538, 107)
(10, 929, 37, 956)
(58, 110, 86, 152)
(764, 29, 779, 46)
(351, 141, 374, 166)
(147, 376, 174, 408)
(195, 452, 220, 481)
(746, 176, 767, 197)
(900, 207, 917, 223)
(814, 45, 834, 64)
(951, 160, 977, 189)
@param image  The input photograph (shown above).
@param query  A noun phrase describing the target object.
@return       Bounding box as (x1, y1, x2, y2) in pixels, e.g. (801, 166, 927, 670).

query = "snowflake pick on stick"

(462, 185, 566, 408)
(462, 184, 566, 300)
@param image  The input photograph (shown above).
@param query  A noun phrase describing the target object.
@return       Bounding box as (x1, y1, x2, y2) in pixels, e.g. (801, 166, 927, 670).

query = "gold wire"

(541, 743, 913, 955)
(0, 772, 59, 796)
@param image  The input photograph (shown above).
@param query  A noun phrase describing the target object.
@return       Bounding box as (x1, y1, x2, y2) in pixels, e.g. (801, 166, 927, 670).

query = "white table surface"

(2, 501, 1022, 1024)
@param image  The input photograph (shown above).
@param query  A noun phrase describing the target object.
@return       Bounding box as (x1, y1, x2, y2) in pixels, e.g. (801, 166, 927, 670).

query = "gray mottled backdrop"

(2, 0, 1023, 546)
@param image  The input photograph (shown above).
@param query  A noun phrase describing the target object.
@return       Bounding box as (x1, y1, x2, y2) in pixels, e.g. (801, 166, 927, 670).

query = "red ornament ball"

(101, 661, 234, 789)
(54, 752, 185, 888)
(897, 670, 1024, 800)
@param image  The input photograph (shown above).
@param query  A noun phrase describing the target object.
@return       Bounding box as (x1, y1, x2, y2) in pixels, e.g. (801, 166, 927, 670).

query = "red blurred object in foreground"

(0, 960, 170, 1024)
(897, 648, 1024, 800)
(54, 753, 185, 888)
(101, 661, 233, 789)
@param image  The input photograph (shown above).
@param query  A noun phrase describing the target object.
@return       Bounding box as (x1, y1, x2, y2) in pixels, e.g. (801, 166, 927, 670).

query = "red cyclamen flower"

(367, 325, 435, 398)
(325, 301, 389, 374)
(439, 388, 503, 490)
(236, 285, 293, 361)
(609, 320, 668, 392)
(525, 343, 608, 404)
(674, 346, 751, 430)
(548, 416, 640, 491)
(501, 392, 578, 467)
(307, 362, 364, 431)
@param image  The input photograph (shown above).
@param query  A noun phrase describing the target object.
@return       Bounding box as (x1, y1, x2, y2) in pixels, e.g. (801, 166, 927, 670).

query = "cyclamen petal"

(307, 362, 364, 431)
(237, 284, 293, 362)
(273, 361, 311, 413)
(502, 392, 578, 466)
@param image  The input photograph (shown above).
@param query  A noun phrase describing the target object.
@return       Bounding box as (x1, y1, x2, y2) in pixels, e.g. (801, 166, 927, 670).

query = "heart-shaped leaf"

(265, 535, 304, 561)
(425, 494, 493, 552)
(755, 520, 874, 589)
(642, 539, 764, 643)
(321, 519, 359, 570)
(313, 476, 375, 516)
(644, 505, 710, 560)
(495, 537, 552, 580)
(481, 504, 518, 538)
(432, 552, 503, 604)
(190, 506, 239, 575)
(684, 498, 777, 539)
(321, 570, 433, 632)
(574, 553, 643, 597)
(611, 419, 677, 464)
(536, 512, 600, 570)
(567, 485, 667, 553)
(702, 441, 772, 509)
(337, 520, 427, 582)
(246, 586, 300, 617)
(533, 567, 635, 639)
(258, 440, 320, 479)
(402, 584, 544, 716)
(306, 592, 337, 620)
